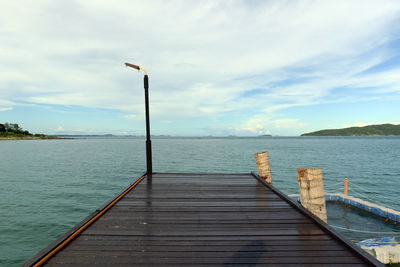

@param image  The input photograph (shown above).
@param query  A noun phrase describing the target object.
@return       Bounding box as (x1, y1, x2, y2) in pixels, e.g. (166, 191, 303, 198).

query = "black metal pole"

(144, 74, 152, 177)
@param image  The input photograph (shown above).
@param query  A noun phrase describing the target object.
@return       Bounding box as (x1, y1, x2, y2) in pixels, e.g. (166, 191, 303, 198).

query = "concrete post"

(296, 168, 327, 223)
(254, 152, 272, 184)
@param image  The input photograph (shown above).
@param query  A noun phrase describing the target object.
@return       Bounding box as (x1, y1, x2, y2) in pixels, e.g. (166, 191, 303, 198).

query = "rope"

(331, 224, 400, 235)
(348, 189, 388, 207)
(325, 190, 340, 194)
(323, 179, 398, 210)
(348, 181, 399, 205)
(298, 178, 400, 210)
(324, 181, 344, 189)
(371, 192, 400, 206)
(351, 239, 400, 244)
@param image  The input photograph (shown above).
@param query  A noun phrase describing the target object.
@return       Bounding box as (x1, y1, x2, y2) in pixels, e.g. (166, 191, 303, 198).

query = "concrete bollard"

(254, 152, 272, 184)
(296, 168, 327, 223)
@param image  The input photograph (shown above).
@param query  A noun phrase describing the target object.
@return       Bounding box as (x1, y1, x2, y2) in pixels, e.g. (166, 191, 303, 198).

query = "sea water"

(1, 136, 399, 266)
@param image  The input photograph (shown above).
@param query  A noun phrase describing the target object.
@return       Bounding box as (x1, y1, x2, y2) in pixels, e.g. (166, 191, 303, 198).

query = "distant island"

(0, 123, 68, 140)
(301, 123, 400, 136)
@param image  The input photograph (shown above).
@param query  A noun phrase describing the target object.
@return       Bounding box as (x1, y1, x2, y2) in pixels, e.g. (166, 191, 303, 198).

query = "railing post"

(254, 151, 272, 184)
(344, 177, 348, 196)
(296, 168, 327, 222)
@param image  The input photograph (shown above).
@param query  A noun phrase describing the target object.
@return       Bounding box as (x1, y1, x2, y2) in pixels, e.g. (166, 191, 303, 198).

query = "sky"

(1, 0, 400, 136)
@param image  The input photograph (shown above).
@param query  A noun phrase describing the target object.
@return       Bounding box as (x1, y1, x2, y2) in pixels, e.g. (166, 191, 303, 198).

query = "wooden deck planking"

(25, 173, 382, 266)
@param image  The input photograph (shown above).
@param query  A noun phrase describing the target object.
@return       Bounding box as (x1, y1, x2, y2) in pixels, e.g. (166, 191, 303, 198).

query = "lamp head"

(125, 62, 147, 75)
(125, 62, 140, 70)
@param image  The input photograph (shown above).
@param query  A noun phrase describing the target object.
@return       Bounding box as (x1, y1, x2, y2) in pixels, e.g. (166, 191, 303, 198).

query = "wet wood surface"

(41, 173, 379, 266)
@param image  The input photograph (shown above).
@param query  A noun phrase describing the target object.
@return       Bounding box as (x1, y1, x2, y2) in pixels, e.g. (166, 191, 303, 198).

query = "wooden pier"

(24, 173, 382, 266)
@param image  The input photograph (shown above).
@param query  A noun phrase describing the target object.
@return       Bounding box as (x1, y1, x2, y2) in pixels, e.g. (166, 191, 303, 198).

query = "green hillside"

(301, 124, 400, 136)
(0, 122, 63, 139)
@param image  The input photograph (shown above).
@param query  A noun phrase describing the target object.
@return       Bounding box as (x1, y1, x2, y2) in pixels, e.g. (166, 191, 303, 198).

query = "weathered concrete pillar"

(254, 152, 272, 184)
(296, 168, 327, 222)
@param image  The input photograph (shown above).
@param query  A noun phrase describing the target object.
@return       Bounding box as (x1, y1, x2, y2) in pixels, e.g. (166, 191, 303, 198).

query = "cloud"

(234, 124, 266, 135)
(228, 113, 309, 136)
(1, 1, 400, 134)
(124, 114, 143, 121)
(0, 107, 12, 112)
(0, 99, 15, 111)
(55, 125, 65, 132)
(353, 122, 371, 128)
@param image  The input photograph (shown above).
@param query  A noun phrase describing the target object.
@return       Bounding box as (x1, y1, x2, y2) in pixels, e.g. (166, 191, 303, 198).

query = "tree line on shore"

(301, 123, 400, 136)
(0, 123, 45, 137)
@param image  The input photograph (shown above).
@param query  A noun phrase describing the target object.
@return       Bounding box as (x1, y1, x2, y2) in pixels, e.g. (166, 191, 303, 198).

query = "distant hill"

(301, 124, 400, 136)
(55, 134, 115, 137)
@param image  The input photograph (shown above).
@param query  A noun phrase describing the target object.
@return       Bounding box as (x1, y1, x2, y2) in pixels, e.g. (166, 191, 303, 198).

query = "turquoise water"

(1, 136, 399, 266)
(327, 201, 400, 243)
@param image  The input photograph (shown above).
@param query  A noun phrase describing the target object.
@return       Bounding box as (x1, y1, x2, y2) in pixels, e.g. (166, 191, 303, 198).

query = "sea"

(1, 136, 400, 266)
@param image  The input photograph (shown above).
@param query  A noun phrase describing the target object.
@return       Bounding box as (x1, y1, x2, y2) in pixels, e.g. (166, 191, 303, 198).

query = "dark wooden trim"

(250, 172, 384, 267)
(22, 172, 147, 267)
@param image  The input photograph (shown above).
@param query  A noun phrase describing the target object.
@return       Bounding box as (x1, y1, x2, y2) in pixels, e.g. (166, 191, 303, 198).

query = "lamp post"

(125, 62, 152, 177)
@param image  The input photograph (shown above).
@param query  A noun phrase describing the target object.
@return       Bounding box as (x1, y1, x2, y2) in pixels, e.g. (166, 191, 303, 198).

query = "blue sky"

(1, 1, 400, 136)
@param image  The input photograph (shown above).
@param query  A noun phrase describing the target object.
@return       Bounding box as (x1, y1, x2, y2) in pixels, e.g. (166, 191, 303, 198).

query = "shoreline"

(0, 136, 74, 140)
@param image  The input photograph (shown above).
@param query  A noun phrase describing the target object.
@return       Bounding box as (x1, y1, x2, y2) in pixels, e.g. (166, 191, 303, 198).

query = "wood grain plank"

(38, 173, 375, 267)
(47, 255, 365, 264)
(79, 233, 334, 241)
(83, 229, 326, 236)
(45, 264, 367, 267)
(69, 238, 342, 246)
(65, 245, 347, 252)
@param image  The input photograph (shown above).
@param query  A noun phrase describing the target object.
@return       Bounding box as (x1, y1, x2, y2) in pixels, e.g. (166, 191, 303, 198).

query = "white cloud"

(0, 99, 15, 111)
(124, 114, 143, 121)
(353, 122, 371, 128)
(0, 107, 12, 112)
(233, 114, 308, 136)
(55, 125, 65, 132)
(1, 1, 400, 134)
(234, 123, 266, 135)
